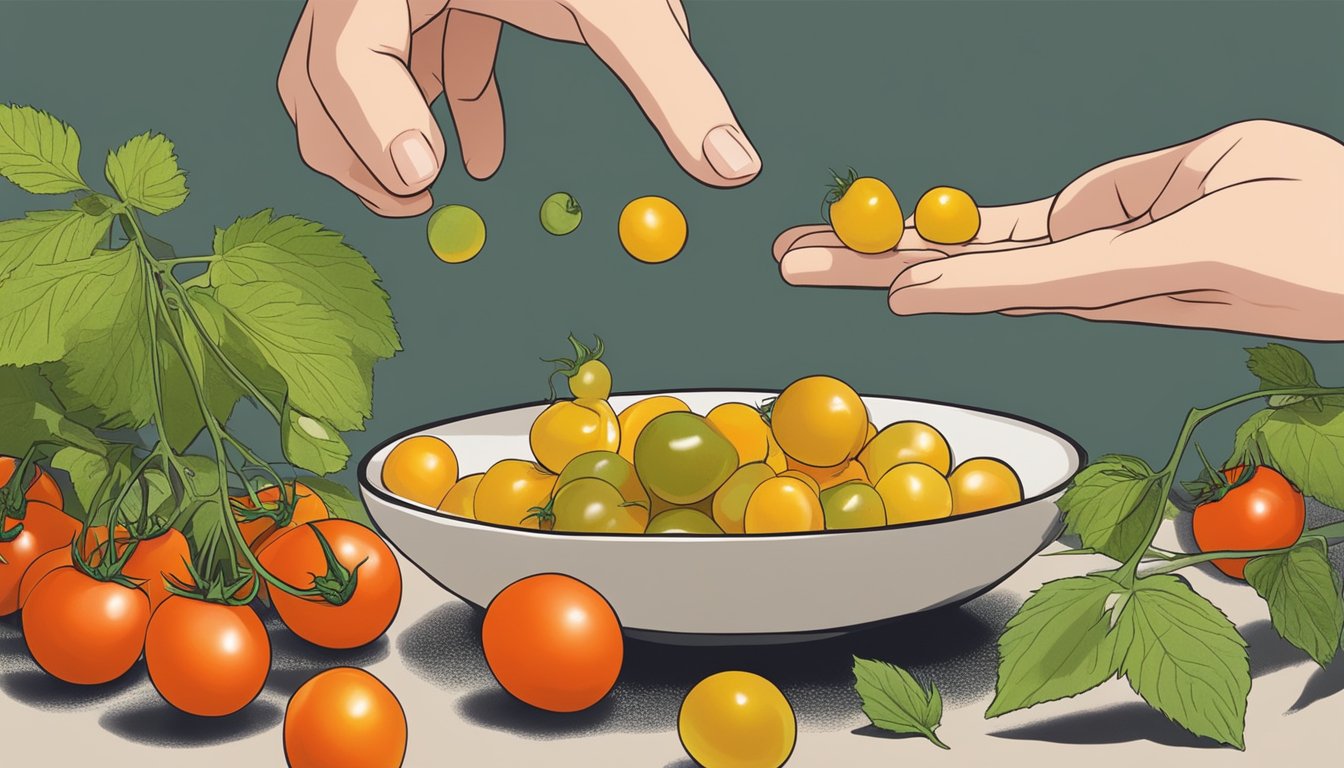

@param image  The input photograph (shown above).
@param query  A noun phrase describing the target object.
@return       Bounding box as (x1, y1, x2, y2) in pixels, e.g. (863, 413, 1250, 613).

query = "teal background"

(2, 0, 1343, 489)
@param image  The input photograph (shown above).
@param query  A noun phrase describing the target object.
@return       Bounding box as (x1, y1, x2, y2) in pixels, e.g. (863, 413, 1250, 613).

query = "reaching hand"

(278, 0, 761, 217)
(775, 120, 1344, 341)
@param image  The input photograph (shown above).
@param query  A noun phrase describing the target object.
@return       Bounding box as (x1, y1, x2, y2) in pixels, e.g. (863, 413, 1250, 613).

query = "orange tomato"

(0, 501, 80, 616)
(1193, 466, 1305, 579)
(146, 596, 271, 716)
(482, 574, 623, 712)
(17, 545, 70, 609)
(947, 458, 1023, 516)
(743, 477, 825, 534)
(285, 667, 407, 768)
(23, 566, 150, 684)
(232, 482, 331, 552)
(0, 456, 64, 510)
(381, 436, 459, 507)
(84, 525, 194, 610)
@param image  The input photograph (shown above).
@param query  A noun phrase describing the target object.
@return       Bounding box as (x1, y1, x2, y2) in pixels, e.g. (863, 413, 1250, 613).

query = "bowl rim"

(357, 387, 1088, 540)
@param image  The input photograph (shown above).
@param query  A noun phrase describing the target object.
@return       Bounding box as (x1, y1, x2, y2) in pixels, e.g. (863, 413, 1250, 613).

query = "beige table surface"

(1, 516, 1340, 768)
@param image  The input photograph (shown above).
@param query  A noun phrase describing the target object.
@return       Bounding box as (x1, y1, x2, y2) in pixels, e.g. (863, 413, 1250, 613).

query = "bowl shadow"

(399, 592, 1022, 740)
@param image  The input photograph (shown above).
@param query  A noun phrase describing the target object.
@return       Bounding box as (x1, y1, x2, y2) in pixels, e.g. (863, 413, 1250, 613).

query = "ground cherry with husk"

(706, 403, 772, 466)
(948, 457, 1023, 516)
(877, 463, 953, 524)
(437, 472, 483, 519)
(712, 462, 777, 533)
(914, 186, 980, 245)
(285, 667, 407, 768)
(826, 168, 904, 254)
(821, 481, 887, 530)
(619, 195, 687, 263)
(768, 376, 869, 468)
(617, 395, 690, 463)
(680, 670, 797, 768)
(859, 421, 952, 479)
(381, 436, 458, 508)
(744, 476, 824, 534)
(647, 507, 725, 535)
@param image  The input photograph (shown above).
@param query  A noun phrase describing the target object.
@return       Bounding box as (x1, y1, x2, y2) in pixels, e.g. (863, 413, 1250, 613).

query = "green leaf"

(1113, 575, 1249, 749)
(1059, 455, 1166, 563)
(0, 105, 88, 193)
(1244, 541, 1343, 667)
(207, 210, 400, 362)
(1247, 344, 1319, 408)
(853, 656, 948, 749)
(295, 475, 370, 525)
(208, 281, 372, 431)
(36, 247, 155, 429)
(50, 444, 134, 522)
(0, 208, 114, 282)
(282, 404, 351, 475)
(104, 132, 188, 215)
(986, 575, 1123, 718)
(0, 365, 103, 457)
(1233, 403, 1344, 508)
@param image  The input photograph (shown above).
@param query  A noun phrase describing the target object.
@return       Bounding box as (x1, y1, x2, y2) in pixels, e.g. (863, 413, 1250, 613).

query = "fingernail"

(703, 125, 758, 179)
(390, 130, 438, 187)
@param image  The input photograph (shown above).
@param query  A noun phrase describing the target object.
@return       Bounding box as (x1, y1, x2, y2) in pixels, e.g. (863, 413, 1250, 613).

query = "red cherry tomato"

(0, 501, 80, 616)
(23, 566, 150, 684)
(145, 596, 271, 716)
(1193, 465, 1305, 579)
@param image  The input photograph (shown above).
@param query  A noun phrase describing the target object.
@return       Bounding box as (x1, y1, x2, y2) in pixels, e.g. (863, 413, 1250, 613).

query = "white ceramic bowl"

(359, 390, 1084, 645)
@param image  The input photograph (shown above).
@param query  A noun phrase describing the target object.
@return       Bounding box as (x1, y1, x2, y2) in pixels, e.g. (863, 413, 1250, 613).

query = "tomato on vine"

(1193, 464, 1305, 579)
(23, 562, 150, 685)
(146, 595, 271, 716)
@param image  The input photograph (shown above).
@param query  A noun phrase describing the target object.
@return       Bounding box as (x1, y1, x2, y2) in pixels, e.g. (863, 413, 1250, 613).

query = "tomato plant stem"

(1140, 545, 1298, 577)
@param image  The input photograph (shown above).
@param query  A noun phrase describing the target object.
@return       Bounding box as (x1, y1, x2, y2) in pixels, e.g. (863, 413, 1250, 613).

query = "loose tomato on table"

(1193, 465, 1305, 579)
(285, 667, 407, 768)
(679, 670, 797, 768)
(259, 519, 402, 649)
(145, 595, 271, 716)
(23, 565, 150, 684)
(482, 574, 623, 712)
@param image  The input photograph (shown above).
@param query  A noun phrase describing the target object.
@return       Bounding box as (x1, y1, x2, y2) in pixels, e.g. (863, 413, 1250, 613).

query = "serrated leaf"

(1233, 403, 1344, 508)
(1059, 455, 1165, 563)
(0, 104, 87, 193)
(158, 320, 242, 453)
(1113, 575, 1249, 749)
(1244, 542, 1343, 667)
(50, 444, 134, 522)
(207, 210, 400, 361)
(210, 281, 371, 430)
(282, 404, 351, 475)
(853, 656, 948, 749)
(104, 132, 188, 215)
(0, 365, 103, 457)
(1246, 344, 1318, 389)
(0, 208, 114, 281)
(986, 575, 1123, 718)
(296, 475, 371, 525)
(36, 247, 155, 429)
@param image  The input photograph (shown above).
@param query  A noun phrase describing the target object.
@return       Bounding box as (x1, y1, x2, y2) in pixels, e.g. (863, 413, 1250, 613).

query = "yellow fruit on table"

(769, 375, 869, 468)
(619, 195, 687, 264)
(437, 473, 483, 519)
(914, 186, 980, 245)
(679, 671, 796, 768)
(530, 398, 620, 474)
(875, 462, 952, 524)
(827, 171, 904, 254)
(859, 421, 952, 479)
(474, 460, 558, 529)
(706, 403, 772, 466)
(616, 396, 690, 464)
(712, 462, 777, 534)
(743, 477, 824, 534)
(381, 435, 458, 507)
(949, 457, 1023, 515)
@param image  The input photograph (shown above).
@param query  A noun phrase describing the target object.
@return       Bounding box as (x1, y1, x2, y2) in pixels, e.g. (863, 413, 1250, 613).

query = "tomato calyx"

(0, 448, 47, 543)
(230, 480, 302, 528)
(542, 334, 605, 401)
(305, 526, 364, 606)
(821, 167, 860, 221)
(165, 558, 257, 606)
(71, 534, 142, 591)
(755, 397, 776, 426)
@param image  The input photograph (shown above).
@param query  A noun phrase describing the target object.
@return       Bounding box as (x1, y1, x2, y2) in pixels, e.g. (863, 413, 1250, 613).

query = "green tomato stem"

(1140, 545, 1298, 577)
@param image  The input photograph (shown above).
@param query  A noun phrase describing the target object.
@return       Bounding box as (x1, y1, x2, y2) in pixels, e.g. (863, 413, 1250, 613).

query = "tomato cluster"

(0, 460, 407, 767)
(382, 342, 1025, 535)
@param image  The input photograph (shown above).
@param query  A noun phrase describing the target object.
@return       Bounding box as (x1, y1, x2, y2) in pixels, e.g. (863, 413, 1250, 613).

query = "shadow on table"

(0, 613, 151, 712)
(988, 702, 1226, 749)
(99, 693, 284, 747)
(398, 592, 1022, 740)
(1289, 648, 1344, 713)
(264, 612, 392, 696)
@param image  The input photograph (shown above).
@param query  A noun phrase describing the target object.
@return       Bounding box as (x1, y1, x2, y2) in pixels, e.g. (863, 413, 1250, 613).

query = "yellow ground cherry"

(679, 671, 796, 768)
(914, 186, 980, 245)
(619, 195, 687, 263)
(948, 457, 1023, 515)
(876, 463, 953, 524)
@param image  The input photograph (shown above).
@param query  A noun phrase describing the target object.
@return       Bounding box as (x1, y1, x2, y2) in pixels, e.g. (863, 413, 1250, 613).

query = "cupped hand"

(775, 120, 1344, 341)
(278, 0, 761, 217)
